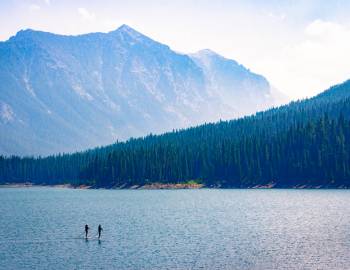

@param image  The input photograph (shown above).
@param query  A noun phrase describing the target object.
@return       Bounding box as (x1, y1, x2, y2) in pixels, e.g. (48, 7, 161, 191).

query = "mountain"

(0, 25, 285, 156)
(1, 79, 350, 187)
(190, 49, 280, 115)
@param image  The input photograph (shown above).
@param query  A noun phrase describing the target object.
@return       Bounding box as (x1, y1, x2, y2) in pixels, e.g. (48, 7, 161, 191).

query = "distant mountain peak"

(191, 49, 233, 67)
(112, 24, 144, 39)
(12, 29, 36, 39)
(191, 49, 228, 62)
(196, 49, 219, 56)
(9, 28, 57, 42)
(117, 24, 136, 32)
(18, 28, 35, 34)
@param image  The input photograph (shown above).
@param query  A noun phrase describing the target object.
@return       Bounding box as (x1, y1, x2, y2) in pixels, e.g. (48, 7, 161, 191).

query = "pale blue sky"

(1, 0, 350, 99)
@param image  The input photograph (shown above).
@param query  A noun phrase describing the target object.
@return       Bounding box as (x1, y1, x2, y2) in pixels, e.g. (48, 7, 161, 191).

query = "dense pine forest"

(1, 80, 350, 188)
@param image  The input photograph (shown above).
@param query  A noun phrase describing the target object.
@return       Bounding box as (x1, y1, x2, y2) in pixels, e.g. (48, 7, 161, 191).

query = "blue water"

(0, 188, 350, 269)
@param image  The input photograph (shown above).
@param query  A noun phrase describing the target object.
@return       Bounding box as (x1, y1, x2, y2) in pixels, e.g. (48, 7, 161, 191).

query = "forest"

(1, 80, 350, 188)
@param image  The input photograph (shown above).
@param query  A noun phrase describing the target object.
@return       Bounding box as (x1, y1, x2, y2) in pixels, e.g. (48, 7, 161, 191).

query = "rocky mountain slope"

(0, 25, 285, 156)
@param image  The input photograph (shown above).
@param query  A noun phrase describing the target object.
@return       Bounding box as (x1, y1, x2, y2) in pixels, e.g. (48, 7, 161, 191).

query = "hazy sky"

(1, 0, 350, 99)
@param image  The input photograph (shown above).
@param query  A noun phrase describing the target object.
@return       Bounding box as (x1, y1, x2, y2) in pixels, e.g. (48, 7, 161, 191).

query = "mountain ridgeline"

(1, 80, 350, 187)
(0, 25, 284, 156)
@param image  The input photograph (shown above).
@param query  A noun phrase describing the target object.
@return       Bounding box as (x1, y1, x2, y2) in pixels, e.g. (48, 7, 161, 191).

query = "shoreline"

(0, 182, 349, 190)
(0, 183, 92, 189)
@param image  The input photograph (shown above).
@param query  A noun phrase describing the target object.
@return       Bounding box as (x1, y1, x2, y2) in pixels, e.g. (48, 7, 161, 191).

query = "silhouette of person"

(98, 224, 103, 239)
(85, 224, 89, 239)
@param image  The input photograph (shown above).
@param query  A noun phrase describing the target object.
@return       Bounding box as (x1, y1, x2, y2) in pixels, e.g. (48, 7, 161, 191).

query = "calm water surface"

(0, 188, 350, 270)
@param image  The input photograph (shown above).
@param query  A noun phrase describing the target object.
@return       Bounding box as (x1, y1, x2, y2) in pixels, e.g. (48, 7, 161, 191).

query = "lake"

(0, 188, 350, 269)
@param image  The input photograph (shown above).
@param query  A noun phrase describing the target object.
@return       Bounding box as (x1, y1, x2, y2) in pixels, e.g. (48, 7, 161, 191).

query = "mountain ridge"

(0, 24, 286, 156)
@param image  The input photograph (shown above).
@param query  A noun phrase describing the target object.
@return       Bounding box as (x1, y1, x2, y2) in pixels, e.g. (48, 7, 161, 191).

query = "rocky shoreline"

(0, 182, 204, 190)
(0, 183, 91, 189)
(1, 182, 349, 189)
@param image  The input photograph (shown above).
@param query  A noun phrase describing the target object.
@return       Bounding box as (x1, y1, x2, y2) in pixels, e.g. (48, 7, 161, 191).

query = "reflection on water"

(0, 188, 350, 270)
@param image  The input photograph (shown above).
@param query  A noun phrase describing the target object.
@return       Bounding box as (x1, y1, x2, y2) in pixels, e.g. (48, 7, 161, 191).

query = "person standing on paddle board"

(85, 224, 89, 238)
(98, 224, 103, 239)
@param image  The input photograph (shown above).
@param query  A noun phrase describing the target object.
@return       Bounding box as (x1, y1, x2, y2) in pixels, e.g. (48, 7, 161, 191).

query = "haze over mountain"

(0, 24, 286, 156)
(1, 79, 350, 187)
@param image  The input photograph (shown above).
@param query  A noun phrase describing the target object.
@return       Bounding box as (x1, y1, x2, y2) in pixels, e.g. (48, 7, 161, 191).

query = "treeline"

(79, 114, 350, 187)
(1, 80, 350, 187)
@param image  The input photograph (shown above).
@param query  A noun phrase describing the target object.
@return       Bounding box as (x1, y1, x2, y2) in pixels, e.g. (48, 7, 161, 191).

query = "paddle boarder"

(98, 224, 103, 239)
(85, 224, 89, 239)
